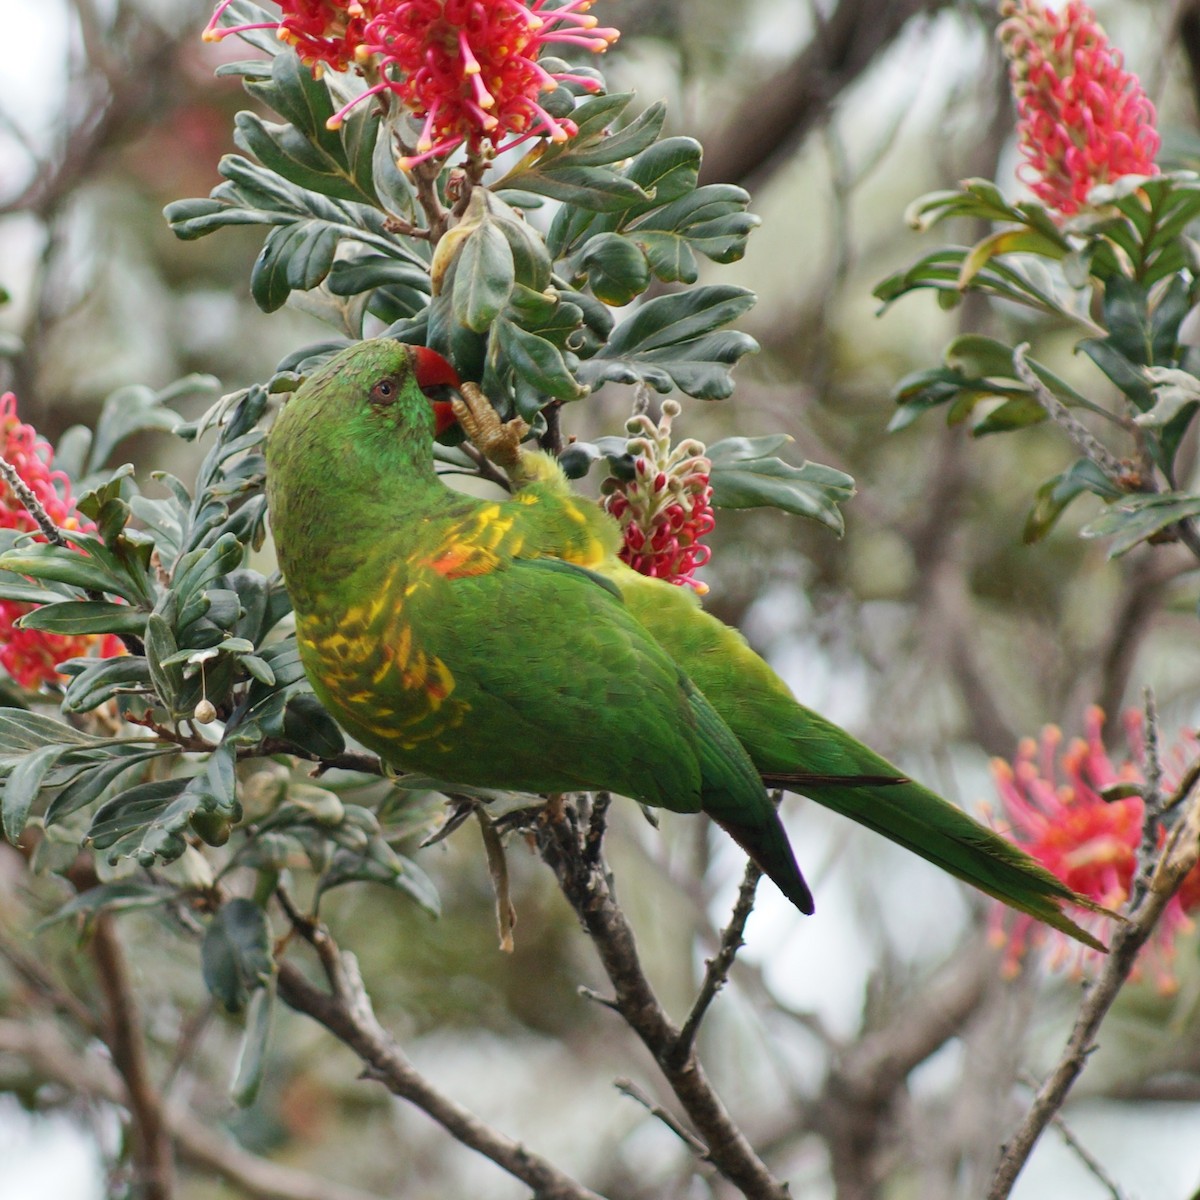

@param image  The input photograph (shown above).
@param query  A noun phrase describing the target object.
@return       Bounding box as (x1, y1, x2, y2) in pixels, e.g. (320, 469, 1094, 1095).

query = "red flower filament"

(988, 706, 1200, 992)
(0, 394, 123, 690)
(602, 401, 715, 595)
(999, 0, 1159, 216)
(204, 1, 620, 167)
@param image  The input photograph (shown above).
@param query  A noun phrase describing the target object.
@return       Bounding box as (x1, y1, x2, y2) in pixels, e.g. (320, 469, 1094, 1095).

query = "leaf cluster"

(876, 174, 1200, 554)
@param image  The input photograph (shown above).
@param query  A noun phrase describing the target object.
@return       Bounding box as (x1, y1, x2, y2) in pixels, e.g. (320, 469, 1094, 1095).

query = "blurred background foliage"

(5, 1, 1200, 1198)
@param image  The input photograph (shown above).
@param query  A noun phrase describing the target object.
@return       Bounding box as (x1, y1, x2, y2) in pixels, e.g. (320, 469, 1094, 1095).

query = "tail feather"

(713, 812, 814, 915)
(684, 678, 814, 915)
(795, 775, 1108, 951)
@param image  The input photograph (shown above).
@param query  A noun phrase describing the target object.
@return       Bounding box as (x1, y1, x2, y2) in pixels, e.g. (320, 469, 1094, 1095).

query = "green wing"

(401, 556, 813, 912)
(395, 556, 703, 807)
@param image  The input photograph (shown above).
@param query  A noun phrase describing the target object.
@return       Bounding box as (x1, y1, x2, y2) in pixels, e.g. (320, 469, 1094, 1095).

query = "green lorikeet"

(265, 338, 1104, 947)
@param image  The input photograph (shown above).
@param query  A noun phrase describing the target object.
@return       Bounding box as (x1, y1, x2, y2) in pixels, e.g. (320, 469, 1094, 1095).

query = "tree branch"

(988, 766, 1200, 1198)
(699, 0, 954, 186)
(273, 921, 606, 1200)
(536, 804, 790, 1199)
(91, 912, 175, 1200)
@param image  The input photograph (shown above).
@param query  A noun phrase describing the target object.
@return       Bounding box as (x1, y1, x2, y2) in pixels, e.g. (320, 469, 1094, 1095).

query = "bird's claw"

(452, 382, 530, 471)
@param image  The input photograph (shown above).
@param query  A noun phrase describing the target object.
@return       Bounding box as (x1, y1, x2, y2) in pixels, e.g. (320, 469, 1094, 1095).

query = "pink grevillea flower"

(987, 706, 1200, 993)
(342, 0, 619, 165)
(601, 401, 715, 595)
(0, 394, 123, 690)
(998, 0, 1159, 216)
(204, 0, 375, 74)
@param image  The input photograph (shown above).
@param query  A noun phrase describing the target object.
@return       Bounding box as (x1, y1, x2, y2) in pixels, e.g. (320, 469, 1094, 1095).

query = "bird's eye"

(370, 377, 397, 406)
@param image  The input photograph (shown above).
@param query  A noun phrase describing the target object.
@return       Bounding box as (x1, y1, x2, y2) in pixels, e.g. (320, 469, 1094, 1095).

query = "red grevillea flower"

(204, 1, 619, 166)
(0, 394, 123, 690)
(340, 0, 619, 165)
(987, 706, 1200, 992)
(204, 0, 375, 74)
(998, 0, 1159, 216)
(601, 401, 715, 595)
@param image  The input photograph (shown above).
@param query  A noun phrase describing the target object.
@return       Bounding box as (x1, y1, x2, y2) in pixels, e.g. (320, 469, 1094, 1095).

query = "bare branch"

(988, 766, 1200, 1198)
(537, 804, 790, 1199)
(91, 912, 174, 1200)
(274, 923, 606, 1200)
(676, 858, 762, 1061)
(0, 1018, 387, 1200)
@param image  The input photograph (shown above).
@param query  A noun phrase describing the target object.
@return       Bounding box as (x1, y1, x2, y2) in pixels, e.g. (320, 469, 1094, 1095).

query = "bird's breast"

(293, 563, 471, 761)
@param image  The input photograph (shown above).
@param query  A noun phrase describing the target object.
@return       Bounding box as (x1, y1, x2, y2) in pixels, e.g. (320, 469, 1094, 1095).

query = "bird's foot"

(453, 382, 530, 472)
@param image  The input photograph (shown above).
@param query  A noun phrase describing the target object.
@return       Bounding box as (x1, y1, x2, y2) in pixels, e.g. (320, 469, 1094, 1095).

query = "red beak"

(410, 345, 461, 436)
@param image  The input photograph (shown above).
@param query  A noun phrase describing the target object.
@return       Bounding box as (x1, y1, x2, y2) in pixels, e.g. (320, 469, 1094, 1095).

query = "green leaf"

(1078, 337, 1154, 409)
(35, 882, 173, 930)
(495, 319, 588, 406)
(1101, 275, 1151, 366)
(972, 395, 1048, 436)
(1081, 491, 1200, 556)
(146, 612, 186, 714)
(709, 454, 855, 534)
(1024, 457, 1124, 543)
(576, 232, 650, 306)
(44, 748, 168, 829)
(3, 743, 69, 842)
(231, 981, 276, 1107)
(0, 709, 116, 757)
(61, 655, 153, 714)
(317, 845, 441, 915)
(557, 99, 665, 167)
(452, 218, 516, 332)
(86, 384, 189, 475)
(580, 286, 758, 399)
(17, 601, 147, 637)
(282, 692, 345, 759)
(251, 220, 340, 312)
(202, 898, 274, 1014)
(0, 543, 133, 600)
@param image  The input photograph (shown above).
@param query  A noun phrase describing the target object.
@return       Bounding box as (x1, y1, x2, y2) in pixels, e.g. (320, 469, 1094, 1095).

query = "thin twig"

(614, 1077, 710, 1157)
(988, 759, 1200, 1199)
(675, 859, 762, 1063)
(1018, 1074, 1134, 1200)
(536, 802, 790, 1200)
(274, 918, 606, 1200)
(0, 1018, 386, 1200)
(1012, 344, 1127, 483)
(91, 913, 174, 1200)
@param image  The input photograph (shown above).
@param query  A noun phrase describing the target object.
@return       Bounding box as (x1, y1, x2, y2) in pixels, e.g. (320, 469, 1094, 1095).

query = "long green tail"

(619, 572, 1107, 949)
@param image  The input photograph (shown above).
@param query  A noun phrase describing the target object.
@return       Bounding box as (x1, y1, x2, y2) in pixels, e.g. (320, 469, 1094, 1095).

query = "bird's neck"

(268, 433, 458, 613)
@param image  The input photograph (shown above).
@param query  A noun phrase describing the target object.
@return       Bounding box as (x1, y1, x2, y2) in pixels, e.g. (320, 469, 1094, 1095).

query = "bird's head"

(266, 339, 469, 538)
